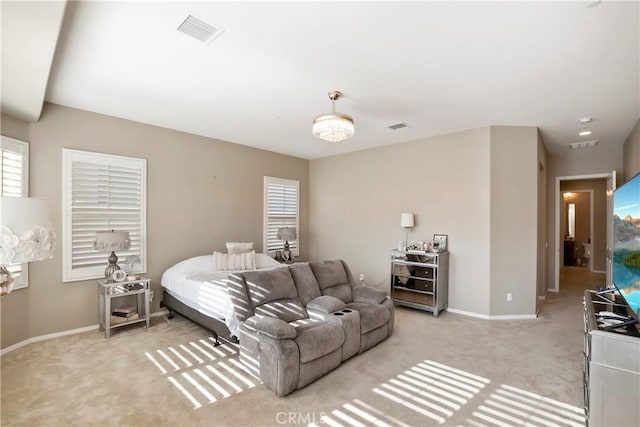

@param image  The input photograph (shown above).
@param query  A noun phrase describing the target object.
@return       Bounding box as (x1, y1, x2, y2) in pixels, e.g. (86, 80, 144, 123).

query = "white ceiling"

(8, 1, 640, 159)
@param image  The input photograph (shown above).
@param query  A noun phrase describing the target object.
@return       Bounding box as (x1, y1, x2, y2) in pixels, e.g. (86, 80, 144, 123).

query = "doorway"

(560, 189, 593, 270)
(554, 173, 611, 292)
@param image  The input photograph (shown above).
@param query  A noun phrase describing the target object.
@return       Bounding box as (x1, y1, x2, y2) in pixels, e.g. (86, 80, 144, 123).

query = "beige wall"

(310, 126, 540, 317)
(624, 118, 640, 182)
(1, 103, 309, 349)
(537, 133, 548, 302)
(489, 126, 538, 316)
(546, 145, 624, 291)
(310, 128, 492, 315)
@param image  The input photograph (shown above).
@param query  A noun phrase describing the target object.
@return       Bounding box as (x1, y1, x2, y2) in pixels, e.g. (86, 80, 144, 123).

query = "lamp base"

(104, 251, 121, 283)
(282, 240, 292, 262)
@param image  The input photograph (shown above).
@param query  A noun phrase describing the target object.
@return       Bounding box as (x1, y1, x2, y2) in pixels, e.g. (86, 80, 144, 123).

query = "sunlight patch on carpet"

(144, 337, 261, 409)
(312, 360, 490, 426)
(465, 384, 585, 427)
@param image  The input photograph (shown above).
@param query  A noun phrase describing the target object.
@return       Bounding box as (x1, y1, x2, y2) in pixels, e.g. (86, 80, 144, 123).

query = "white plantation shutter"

(264, 177, 299, 256)
(63, 149, 147, 282)
(0, 136, 29, 289)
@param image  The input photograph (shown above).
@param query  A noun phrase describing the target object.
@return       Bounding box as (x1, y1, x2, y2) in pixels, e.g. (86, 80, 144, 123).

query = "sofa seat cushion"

(309, 260, 353, 303)
(346, 302, 391, 334)
(290, 320, 345, 363)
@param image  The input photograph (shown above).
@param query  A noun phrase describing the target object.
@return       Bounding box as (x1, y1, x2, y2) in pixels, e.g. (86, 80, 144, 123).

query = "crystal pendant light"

(312, 90, 355, 142)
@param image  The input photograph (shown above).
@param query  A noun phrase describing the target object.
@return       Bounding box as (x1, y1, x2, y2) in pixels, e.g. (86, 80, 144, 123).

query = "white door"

(606, 171, 616, 287)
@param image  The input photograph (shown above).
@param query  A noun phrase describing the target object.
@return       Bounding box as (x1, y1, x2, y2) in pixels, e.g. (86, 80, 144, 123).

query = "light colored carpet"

(1, 268, 600, 427)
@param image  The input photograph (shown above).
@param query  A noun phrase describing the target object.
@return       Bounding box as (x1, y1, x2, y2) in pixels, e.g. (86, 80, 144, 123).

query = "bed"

(160, 252, 283, 343)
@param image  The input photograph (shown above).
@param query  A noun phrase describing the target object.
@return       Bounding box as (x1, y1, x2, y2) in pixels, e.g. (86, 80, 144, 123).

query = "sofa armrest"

(353, 286, 387, 304)
(307, 295, 347, 314)
(245, 316, 297, 340)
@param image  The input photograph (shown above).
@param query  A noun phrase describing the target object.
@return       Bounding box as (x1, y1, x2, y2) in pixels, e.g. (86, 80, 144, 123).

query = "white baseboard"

(447, 308, 538, 320)
(1, 324, 98, 356)
(1, 309, 170, 356)
(489, 313, 538, 320)
(592, 269, 606, 274)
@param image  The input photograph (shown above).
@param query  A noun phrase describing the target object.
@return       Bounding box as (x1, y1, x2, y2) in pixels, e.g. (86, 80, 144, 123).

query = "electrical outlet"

(507, 292, 512, 302)
(359, 273, 365, 282)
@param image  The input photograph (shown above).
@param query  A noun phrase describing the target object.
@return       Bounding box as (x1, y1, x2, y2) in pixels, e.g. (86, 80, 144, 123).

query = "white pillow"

(213, 250, 256, 271)
(226, 242, 254, 254)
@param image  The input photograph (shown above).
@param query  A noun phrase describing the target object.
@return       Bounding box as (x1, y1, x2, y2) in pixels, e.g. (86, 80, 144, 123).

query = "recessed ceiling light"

(579, 130, 592, 136)
(579, 117, 593, 124)
(569, 140, 599, 149)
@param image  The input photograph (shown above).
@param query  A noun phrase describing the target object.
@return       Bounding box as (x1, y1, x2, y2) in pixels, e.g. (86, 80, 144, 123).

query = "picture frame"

(432, 234, 448, 252)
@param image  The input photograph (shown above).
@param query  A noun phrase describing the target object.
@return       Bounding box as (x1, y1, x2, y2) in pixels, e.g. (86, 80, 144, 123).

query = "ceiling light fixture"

(579, 117, 593, 124)
(579, 130, 592, 136)
(312, 90, 354, 142)
(569, 140, 599, 149)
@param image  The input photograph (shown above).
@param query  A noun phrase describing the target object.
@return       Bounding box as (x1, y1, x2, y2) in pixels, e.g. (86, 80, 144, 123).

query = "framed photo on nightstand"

(432, 234, 448, 252)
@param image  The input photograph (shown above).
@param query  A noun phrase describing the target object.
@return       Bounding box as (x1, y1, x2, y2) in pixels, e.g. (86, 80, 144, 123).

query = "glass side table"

(97, 277, 151, 338)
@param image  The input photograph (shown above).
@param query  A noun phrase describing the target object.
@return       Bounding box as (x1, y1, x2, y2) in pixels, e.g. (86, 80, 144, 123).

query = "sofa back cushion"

(241, 267, 307, 322)
(289, 263, 322, 306)
(309, 260, 353, 303)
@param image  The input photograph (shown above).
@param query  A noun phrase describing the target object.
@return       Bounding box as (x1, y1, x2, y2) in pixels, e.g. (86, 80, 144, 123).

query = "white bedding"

(161, 253, 283, 337)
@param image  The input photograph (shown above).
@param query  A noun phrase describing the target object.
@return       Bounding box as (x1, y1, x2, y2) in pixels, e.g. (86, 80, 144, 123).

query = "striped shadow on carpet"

(143, 337, 261, 409)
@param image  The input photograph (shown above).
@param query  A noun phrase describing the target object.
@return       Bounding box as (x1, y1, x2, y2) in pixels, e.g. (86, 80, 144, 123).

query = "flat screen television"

(612, 172, 640, 321)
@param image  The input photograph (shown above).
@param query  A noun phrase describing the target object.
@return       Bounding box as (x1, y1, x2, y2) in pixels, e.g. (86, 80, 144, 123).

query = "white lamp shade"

(277, 227, 297, 241)
(0, 197, 55, 264)
(400, 213, 414, 228)
(93, 230, 131, 252)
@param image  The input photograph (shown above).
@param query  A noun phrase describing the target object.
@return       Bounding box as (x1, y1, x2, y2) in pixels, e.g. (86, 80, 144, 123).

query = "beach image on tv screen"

(613, 174, 640, 318)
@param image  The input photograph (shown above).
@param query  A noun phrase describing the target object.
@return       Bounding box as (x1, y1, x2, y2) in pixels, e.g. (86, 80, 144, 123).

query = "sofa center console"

(328, 308, 360, 360)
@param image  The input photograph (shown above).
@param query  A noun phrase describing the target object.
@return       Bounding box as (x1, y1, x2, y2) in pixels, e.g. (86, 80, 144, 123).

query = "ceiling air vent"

(388, 122, 410, 131)
(569, 140, 599, 149)
(177, 14, 224, 44)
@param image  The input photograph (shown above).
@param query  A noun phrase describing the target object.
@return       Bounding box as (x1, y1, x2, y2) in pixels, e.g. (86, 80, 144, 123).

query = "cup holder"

(333, 312, 344, 316)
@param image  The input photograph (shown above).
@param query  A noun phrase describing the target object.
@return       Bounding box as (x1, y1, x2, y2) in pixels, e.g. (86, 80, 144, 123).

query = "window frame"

(263, 176, 300, 257)
(0, 136, 29, 290)
(62, 149, 147, 282)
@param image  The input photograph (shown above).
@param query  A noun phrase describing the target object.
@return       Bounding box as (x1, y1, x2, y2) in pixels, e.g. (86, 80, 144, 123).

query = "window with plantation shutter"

(264, 177, 299, 256)
(63, 149, 147, 282)
(0, 136, 29, 290)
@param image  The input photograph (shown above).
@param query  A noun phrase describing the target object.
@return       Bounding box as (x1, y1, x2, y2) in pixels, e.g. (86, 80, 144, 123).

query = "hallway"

(559, 266, 607, 295)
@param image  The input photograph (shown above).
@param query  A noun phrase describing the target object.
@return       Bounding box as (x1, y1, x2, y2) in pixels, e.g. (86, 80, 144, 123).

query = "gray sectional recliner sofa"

(226, 260, 395, 396)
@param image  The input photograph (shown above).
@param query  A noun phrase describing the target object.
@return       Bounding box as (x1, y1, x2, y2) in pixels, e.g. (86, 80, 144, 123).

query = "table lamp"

(400, 213, 414, 249)
(0, 197, 56, 296)
(277, 227, 297, 261)
(93, 230, 130, 282)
